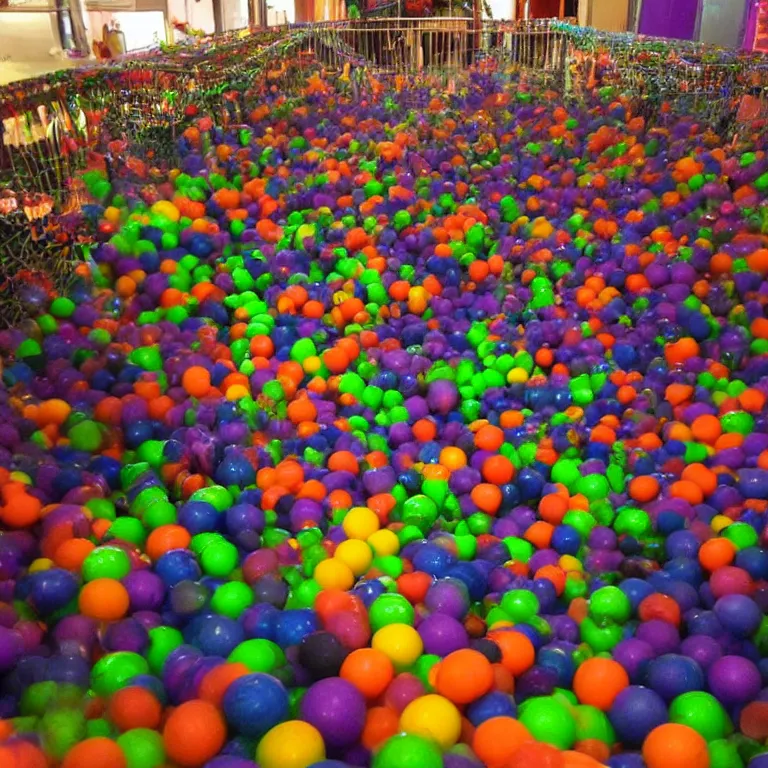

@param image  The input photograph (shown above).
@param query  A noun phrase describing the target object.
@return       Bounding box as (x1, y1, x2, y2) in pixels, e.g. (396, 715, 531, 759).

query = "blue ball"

(28, 569, 79, 615)
(274, 609, 319, 648)
(411, 544, 457, 578)
(466, 691, 517, 726)
(178, 501, 221, 535)
(714, 594, 763, 638)
(185, 614, 245, 658)
(551, 524, 581, 555)
(223, 673, 290, 739)
(620, 577, 655, 610)
(644, 654, 705, 701)
(538, 643, 575, 687)
(735, 547, 768, 581)
(609, 685, 668, 747)
(156, 549, 202, 586)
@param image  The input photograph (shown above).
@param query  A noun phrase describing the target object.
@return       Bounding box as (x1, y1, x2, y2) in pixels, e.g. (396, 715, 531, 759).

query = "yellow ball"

(151, 200, 180, 223)
(334, 539, 373, 576)
(400, 694, 462, 750)
(507, 367, 529, 384)
(104, 206, 122, 224)
(372, 624, 423, 671)
(314, 557, 355, 590)
(256, 720, 326, 768)
(342, 507, 380, 540)
(711, 515, 732, 534)
(29, 558, 54, 573)
(225, 384, 250, 401)
(368, 529, 400, 557)
(559, 555, 583, 573)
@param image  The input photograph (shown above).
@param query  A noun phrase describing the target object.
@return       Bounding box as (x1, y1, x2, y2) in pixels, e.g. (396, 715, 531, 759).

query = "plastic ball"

(400, 693, 462, 749)
(256, 721, 326, 768)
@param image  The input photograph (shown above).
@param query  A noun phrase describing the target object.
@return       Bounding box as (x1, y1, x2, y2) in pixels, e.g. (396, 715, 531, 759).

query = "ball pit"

(1, 48, 768, 768)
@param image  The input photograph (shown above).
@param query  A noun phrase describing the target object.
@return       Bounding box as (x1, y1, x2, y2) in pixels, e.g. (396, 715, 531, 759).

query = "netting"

(2, 18, 768, 327)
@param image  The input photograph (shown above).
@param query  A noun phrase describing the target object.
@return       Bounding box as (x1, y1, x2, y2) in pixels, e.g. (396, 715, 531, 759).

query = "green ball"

(20, 681, 58, 716)
(372, 734, 444, 768)
(105, 518, 147, 547)
(579, 617, 623, 652)
(68, 419, 103, 452)
(550, 458, 581, 489)
(199, 538, 239, 577)
(117, 728, 166, 768)
(721, 522, 759, 550)
(82, 546, 132, 581)
(41, 708, 86, 760)
(228, 639, 286, 673)
(412, 654, 440, 691)
(146, 626, 183, 675)
(189, 485, 233, 512)
(50, 297, 76, 318)
(573, 704, 615, 745)
(708, 738, 744, 768)
(589, 586, 632, 624)
(669, 691, 729, 741)
(519, 695, 577, 749)
(86, 498, 117, 520)
(576, 473, 610, 502)
(369, 593, 415, 632)
(211, 581, 254, 619)
(91, 652, 149, 697)
(500, 589, 540, 623)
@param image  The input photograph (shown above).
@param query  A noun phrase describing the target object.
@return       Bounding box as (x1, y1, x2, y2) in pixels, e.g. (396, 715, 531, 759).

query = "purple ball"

(609, 685, 669, 747)
(679, 635, 722, 670)
(635, 619, 680, 655)
(708, 655, 762, 706)
(204, 760, 258, 768)
(424, 579, 470, 620)
(612, 639, 655, 683)
(417, 613, 469, 657)
(122, 570, 166, 612)
(300, 677, 366, 748)
(0, 627, 23, 673)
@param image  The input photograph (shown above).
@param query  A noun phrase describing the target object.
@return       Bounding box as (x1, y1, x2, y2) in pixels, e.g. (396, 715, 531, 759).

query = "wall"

(166, 0, 216, 33)
(698, 0, 748, 47)
(637, 0, 699, 38)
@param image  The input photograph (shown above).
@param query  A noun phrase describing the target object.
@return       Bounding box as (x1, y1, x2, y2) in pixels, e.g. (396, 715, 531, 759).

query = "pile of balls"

(1, 66, 768, 768)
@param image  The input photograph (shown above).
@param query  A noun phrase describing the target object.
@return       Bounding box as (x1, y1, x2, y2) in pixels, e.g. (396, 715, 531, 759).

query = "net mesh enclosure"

(1, 18, 768, 327)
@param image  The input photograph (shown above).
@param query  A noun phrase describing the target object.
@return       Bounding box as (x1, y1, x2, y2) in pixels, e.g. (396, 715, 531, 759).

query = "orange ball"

(107, 686, 162, 731)
(690, 414, 722, 444)
(507, 742, 565, 768)
(475, 424, 505, 451)
(340, 648, 395, 699)
(146, 525, 192, 561)
(699, 537, 737, 571)
(361, 706, 400, 750)
(628, 475, 660, 503)
(434, 649, 494, 704)
(198, 662, 250, 708)
(78, 579, 130, 622)
(573, 658, 629, 711)
(181, 366, 212, 398)
(487, 629, 535, 677)
(163, 699, 227, 767)
(61, 738, 127, 768)
(642, 723, 711, 768)
(472, 716, 533, 768)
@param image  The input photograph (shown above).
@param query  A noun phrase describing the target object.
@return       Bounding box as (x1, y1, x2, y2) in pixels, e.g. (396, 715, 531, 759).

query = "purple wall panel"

(638, 0, 699, 39)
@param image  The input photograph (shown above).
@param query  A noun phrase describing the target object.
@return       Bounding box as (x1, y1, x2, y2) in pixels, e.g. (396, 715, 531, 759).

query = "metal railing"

(1, 19, 768, 215)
